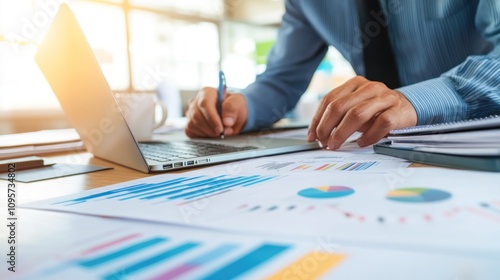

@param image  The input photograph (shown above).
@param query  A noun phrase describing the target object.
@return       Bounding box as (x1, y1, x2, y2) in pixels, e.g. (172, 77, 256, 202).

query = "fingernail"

(357, 138, 365, 147)
(318, 141, 324, 148)
(223, 117, 234, 126)
(307, 131, 314, 141)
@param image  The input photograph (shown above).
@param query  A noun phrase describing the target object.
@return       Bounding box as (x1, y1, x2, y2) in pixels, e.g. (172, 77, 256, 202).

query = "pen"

(218, 70, 226, 139)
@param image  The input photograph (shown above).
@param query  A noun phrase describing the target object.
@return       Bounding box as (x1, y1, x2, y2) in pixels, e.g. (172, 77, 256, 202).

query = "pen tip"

(220, 133, 225, 139)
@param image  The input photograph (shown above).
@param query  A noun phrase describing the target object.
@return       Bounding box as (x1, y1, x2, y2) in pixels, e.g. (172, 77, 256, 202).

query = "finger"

(185, 109, 219, 138)
(327, 97, 393, 149)
(308, 76, 368, 142)
(197, 87, 224, 135)
(222, 94, 247, 136)
(185, 93, 218, 138)
(314, 84, 381, 145)
(316, 81, 392, 147)
(356, 108, 402, 147)
(358, 118, 376, 132)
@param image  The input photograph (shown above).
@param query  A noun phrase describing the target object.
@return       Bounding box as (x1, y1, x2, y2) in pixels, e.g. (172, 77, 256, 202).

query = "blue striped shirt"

(242, 0, 500, 131)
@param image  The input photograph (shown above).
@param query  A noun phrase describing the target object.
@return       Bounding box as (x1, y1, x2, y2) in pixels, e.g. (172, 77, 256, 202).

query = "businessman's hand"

(185, 87, 248, 138)
(307, 76, 417, 149)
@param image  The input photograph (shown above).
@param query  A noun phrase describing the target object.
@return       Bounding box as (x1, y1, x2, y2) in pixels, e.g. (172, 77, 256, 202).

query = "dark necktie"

(356, 0, 401, 89)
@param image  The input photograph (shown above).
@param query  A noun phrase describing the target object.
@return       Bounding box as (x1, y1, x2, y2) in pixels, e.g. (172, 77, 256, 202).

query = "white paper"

(388, 128, 500, 143)
(21, 168, 500, 254)
(4, 210, 499, 280)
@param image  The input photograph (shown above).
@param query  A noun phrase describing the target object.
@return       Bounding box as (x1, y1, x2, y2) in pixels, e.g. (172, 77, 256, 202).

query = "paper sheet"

(21, 168, 500, 253)
(4, 210, 499, 280)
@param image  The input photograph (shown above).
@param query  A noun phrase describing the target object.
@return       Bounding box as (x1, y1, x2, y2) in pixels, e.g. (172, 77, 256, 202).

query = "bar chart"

(256, 160, 381, 172)
(54, 174, 276, 206)
(15, 230, 344, 280)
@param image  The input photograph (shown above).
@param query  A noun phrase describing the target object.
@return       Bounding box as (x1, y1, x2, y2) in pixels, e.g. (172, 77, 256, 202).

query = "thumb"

(222, 94, 247, 135)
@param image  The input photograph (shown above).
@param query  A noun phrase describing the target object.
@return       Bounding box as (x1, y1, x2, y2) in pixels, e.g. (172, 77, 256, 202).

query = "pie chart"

(387, 188, 451, 203)
(298, 186, 355, 199)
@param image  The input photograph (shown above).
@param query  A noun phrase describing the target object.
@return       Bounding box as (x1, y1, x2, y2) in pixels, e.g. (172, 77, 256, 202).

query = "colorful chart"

(387, 188, 452, 203)
(13, 230, 344, 280)
(53, 175, 276, 205)
(289, 162, 379, 171)
(298, 186, 355, 199)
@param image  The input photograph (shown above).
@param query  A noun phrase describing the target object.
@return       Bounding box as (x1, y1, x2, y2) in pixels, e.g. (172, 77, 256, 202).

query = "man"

(185, 0, 500, 150)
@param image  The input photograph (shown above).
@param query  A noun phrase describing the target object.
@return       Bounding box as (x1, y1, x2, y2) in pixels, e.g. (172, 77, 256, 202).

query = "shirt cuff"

(397, 77, 467, 125)
(240, 93, 256, 132)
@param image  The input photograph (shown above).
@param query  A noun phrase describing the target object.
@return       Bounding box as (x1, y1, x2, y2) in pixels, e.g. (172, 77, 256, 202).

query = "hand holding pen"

(185, 72, 249, 139)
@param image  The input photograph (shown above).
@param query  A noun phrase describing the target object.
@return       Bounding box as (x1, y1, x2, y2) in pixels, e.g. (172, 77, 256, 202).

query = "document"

(0, 129, 84, 159)
(387, 128, 500, 143)
(21, 168, 500, 253)
(375, 128, 500, 171)
(6, 210, 499, 280)
(389, 115, 500, 135)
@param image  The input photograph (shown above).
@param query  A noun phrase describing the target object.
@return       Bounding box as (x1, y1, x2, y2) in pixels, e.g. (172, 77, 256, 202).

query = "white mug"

(114, 93, 168, 141)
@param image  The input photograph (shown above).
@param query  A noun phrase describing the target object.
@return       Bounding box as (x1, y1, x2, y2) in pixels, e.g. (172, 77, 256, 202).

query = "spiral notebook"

(389, 115, 500, 136)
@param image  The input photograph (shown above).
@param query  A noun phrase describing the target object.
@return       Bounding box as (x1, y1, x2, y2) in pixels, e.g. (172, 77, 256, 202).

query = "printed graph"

(387, 188, 452, 203)
(298, 186, 355, 199)
(18, 232, 345, 280)
(290, 161, 379, 171)
(330, 205, 445, 225)
(254, 160, 381, 172)
(257, 162, 295, 171)
(237, 203, 326, 213)
(464, 201, 500, 224)
(53, 175, 276, 206)
(479, 201, 500, 215)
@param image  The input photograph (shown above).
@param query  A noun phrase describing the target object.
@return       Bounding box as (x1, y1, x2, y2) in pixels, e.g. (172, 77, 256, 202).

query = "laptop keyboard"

(139, 141, 258, 163)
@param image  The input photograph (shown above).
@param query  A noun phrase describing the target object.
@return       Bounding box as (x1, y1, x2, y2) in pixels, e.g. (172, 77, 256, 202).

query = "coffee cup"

(114, 93, 168, 140)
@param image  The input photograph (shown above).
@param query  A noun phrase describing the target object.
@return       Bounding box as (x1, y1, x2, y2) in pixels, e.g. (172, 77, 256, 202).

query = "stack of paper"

(387, 129, 500, 154)
(374, 116, 500, 171)
(0, 128, 84, 159)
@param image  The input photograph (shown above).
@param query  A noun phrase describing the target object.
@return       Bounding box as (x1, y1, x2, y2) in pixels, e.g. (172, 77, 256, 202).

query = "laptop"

(35, 4, 318, 173)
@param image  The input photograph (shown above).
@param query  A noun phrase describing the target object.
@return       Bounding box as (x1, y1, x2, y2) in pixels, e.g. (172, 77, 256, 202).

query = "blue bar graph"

(338, 161, 378, 171)
(79, 237, 168, 268)
(103, 242, 200, 280)
(351, 162, 378, 171)
(54, 175, 276, 206)
(201, 243, 290, 280)
(151, 244, 239, 279)
(24, 232, 302, 280)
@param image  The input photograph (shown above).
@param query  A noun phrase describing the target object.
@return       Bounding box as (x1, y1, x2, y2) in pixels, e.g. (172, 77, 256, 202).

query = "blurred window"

(0, 0, 222, 111)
